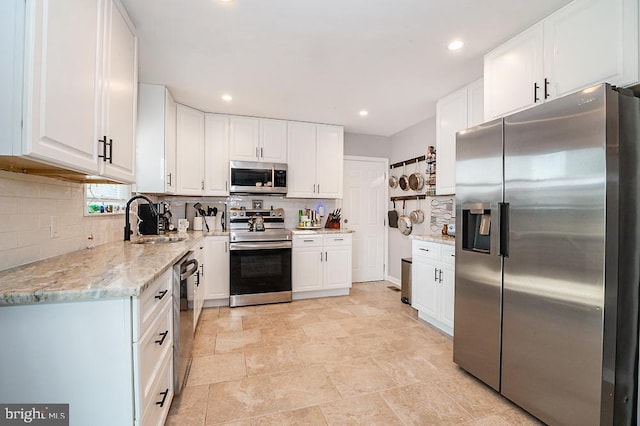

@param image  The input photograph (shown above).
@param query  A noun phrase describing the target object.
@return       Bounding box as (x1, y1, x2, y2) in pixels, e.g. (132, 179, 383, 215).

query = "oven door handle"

(180, 259, 199, 280)
(230, 241, 292, 251)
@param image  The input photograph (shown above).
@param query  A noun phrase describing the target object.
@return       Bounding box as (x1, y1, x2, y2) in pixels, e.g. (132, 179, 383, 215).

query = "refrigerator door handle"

(498, 202, 509, 257)
(491, 202, 510, 257)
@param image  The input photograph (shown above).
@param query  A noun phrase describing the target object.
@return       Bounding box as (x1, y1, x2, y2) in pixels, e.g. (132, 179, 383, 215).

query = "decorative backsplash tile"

(430, 197, 454, 232)
(0, 171, 123, 271)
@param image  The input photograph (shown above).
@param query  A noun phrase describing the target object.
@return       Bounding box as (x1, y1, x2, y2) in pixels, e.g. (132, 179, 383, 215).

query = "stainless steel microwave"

(229, 161, 287, 194)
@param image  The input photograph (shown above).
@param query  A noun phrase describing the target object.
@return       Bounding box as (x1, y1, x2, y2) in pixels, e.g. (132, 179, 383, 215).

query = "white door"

(229, 116, 259, 162)
(27, 0, 102, 173)
(436, 89, 467, 195)
(342, 157, 386, 282)
(204, 237, 229, 300)
(204, 114, 229, 196)
(259, 118, 287, 163)
(101, 0, 137, 182)
(544, 0, 638, 98)
(287, 122, 317, 198)
(324, 245, 352, 289)
(484, 23, 544, 120)
(164, 89, 176, 193)
(176, 104, 205, 195)
(316, 125, 344, 198)
(292, 247, 323, 292)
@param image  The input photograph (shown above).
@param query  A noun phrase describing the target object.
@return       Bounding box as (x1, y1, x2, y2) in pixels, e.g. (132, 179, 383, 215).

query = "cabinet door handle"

(544, 78, 550, 99)
(260, 147, 263, 158)
(201, 180, 205, 190)
(533, 82, 540, 102)
(303, 239, 314, 242)
(434, 268, 438, 282)
(313, 184, 316, 193)
(156, 389, 169, 407)
(167, 173, 172, 186)
(419, 248, 429, 252)
(155, 289, 168, 300)
(320, 252, 323, 262)
(225, 180, 228, 191)
(317, 184, 320, 193)
(334, 238, 343, 241)
(196, 271, 200, 286)
(98, 136, 107, 162)
(107, 138, 113, 163)
(155, 330, 169, 346)
(439, 269, 443, 283)
(325, 251, 328, 261)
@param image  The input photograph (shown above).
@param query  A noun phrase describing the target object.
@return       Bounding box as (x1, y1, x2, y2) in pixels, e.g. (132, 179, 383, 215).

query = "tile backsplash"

(0, 170, 123, 271)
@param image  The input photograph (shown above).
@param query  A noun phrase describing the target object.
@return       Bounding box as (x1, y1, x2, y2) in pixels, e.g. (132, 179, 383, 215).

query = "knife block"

(324, 214, 341, 229)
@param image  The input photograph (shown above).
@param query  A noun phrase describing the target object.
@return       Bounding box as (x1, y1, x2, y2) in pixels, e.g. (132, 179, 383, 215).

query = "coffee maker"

(138, 202, 171, 235)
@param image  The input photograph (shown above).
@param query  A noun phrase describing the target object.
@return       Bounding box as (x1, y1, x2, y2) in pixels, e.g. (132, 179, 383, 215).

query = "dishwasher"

(173, 251, 199, 395)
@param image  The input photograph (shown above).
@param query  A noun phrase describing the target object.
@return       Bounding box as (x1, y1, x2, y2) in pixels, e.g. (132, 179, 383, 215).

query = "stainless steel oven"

(228, 208, 292, 307)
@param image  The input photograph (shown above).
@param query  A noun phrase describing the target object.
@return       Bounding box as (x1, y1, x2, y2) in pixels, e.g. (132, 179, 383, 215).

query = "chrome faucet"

(124, 195, 157, 241)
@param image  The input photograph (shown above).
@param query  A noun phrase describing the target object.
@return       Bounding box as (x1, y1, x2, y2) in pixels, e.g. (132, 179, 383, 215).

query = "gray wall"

(344, 132, 391, 158)
(387, 116, 439, 282)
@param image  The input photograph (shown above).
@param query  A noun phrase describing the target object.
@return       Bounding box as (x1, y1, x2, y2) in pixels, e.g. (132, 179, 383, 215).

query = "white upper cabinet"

(229, 116, 287, 163)
(287, 122, 344, 199)
(315, 124, 344, 198)
(22, 0, 103, 174)
(229, 116, 259, 161)
(485, 0, 638, 120)
(100, 0, 137, 182)
(11, 0, 138, 182)
(259, 118, 288, 163)
(176, 104, 205, 195)
(436, 79, 483, 195)
(484, 24, 544, 120)
(287, 122, 318, 198)
(544, 0, 638, 98)
(135, 84, 176, 194)
(204, 114, 230, 196)
(466, 78, 485, 127)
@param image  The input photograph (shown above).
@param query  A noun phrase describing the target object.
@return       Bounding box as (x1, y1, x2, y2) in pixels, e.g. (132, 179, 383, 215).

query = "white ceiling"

(121, 0, 572, 137)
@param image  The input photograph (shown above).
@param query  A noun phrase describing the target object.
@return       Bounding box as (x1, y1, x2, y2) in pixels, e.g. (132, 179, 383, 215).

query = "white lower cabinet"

(412, 240, 455, 336)
(203, 236, 230, 302)
(0, 268, 174, 426)
(132, 267, 174, 426)
(292, 233, 352, 298)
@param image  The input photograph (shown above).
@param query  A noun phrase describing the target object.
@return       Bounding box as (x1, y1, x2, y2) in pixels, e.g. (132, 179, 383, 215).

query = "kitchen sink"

(131, 235, 188, 244)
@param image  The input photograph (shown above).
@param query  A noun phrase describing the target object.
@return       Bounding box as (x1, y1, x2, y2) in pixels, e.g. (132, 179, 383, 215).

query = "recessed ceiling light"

(222, 94, 232, 101)
(359, 110, 368, 117)
(448, 40, 464, 51)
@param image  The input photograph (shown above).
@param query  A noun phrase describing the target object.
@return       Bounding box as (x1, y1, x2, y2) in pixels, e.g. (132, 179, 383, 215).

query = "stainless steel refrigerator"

(454, 83, 639, 426)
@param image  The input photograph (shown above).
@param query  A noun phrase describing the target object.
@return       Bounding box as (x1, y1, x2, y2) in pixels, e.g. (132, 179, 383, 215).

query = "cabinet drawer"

(138, 348, 173, 426)
(133, 267, 173, 340)
(441, 245, 456, 266)
(293, 234, 323, 248)
(323, 233, 352, 246)
(134, 300, 173, 410)
(412, 241, 442, 261)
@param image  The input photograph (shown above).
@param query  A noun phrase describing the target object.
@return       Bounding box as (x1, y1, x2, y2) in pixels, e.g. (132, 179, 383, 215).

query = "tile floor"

(166, 281, 543, 425)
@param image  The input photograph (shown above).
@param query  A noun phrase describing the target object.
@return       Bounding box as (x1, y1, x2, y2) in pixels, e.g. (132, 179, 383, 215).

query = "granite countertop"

(0, 232, 204, 306)
(289, 228, 355, 235)
(410, 234, 456, 245)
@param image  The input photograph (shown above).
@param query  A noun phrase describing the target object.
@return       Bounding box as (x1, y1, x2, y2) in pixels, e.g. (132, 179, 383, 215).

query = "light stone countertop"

(0, 232, 205, 306)
(410, 234, 456, 245)
(289, 228, 355, 235)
